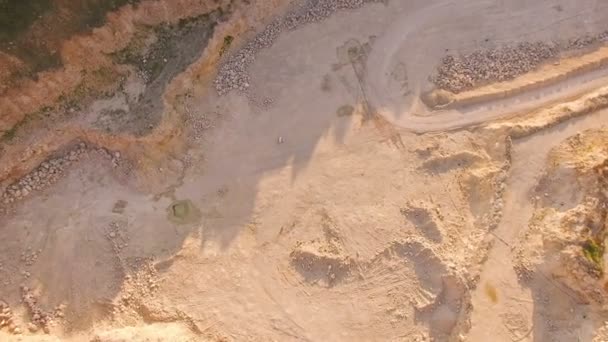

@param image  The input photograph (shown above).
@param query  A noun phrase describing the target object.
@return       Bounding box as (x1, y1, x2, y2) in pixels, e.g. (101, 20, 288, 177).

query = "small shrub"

(583, 239, 604, 268)
(220, 35, 234, 56)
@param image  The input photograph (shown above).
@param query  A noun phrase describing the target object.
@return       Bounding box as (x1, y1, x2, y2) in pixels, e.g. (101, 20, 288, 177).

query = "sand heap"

(517, 129, 608, 306)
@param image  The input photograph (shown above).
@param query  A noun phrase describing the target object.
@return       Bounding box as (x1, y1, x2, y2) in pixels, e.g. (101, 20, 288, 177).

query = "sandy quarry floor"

(1, 0, 608, 341)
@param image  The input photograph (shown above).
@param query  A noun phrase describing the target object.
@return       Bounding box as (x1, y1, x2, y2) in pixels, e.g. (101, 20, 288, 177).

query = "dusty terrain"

(0, 0, 608, 341)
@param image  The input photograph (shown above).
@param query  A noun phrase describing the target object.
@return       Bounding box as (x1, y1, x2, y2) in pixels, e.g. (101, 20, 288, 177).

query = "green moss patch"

(220, 35, 234, 56)
(167, 199, 201, 225)
(583, 239, 605, 269)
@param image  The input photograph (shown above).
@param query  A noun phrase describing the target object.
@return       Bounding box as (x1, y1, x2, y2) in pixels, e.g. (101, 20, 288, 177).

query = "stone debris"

(105, 221, 131, 278)
(0, 143, 87, 205)
(106, 221, 130, 256)
(21, 286, 53, 333)
(564, 31, 608, 50)
(433, 31, 608, 93)
(214, 0, 382, 95)
(215, 2, 606, 97)
(184, 106, 216, 141)
(261, 96, 274, 107)
(112, 261, 160, 315)
(432, 42, 559, 93)
(0, 143, 123, 206)
(96, 147, 122, 168)
(27, 322, 38, 332)
(103, 221, 160, 317)
(20, 247, 41, 266)
(0, 300, 21, 334)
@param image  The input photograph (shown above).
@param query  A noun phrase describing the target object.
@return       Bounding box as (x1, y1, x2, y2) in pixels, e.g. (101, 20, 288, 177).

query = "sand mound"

(388, 241, 450, 301)
(459, 166, 502, 220)
(400, 201, 444, 242)
(422, 151, 485, 173)
(420, 89, 454, 109)
(384, 240, 470, 339)
(289, 220, 355, 287)
(517, 129, 608, 306)
(290, 242, 355, 287)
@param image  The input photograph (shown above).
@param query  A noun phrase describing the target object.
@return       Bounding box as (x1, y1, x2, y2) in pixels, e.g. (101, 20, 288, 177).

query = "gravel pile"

(0, 143, 122, 206)
(0, 143, 88, 205)
(432, 42, 559, 93)
(564, 31, 608, 50)
(113, 261, 160, 314)
(0, 301, 20, 334)
(433, 31, 608, 93)
(184, 105, 216, 141)
(216, 4, 608, 96)
(20, 247, 41, 266)
(214, 0, 382, 95)
(106, 221, 130, 266)
(21, 286, 53, 333)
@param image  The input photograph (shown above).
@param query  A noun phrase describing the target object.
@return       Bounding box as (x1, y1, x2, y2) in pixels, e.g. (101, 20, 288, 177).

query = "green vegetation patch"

(167, 199, 201, 225)
(583, 239, 605, 269)
(220, 35, 234, 56)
